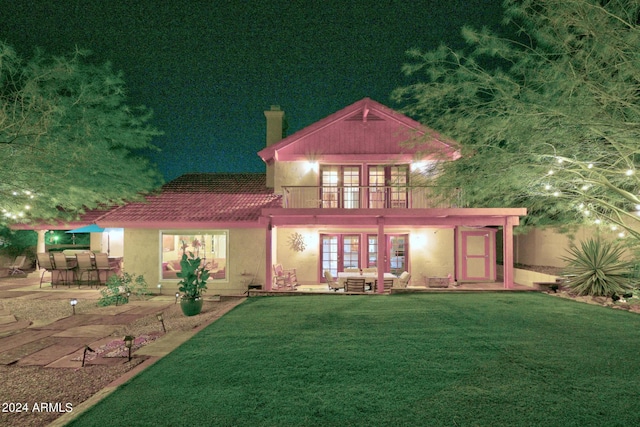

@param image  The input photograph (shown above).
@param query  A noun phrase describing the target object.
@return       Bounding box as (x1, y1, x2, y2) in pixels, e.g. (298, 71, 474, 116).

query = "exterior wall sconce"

(156, 312, 166, 333)
(70, 298, 78, 315)
(306, 161, 319, 173)
(123, 335, 134, 361)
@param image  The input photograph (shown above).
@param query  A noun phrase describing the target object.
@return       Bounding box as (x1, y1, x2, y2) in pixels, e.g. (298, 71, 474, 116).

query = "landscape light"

(124, 335, 134, 361)
(70, 298, 78, 315)
(157, 283, 162, 295)
(175, 292, 180, 304)
(156, 312, 166, 333)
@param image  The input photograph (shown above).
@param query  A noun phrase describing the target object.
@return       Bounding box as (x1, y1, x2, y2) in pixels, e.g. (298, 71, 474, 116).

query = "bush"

(98, 272, 150, 306)
(562, 237, 635, 297)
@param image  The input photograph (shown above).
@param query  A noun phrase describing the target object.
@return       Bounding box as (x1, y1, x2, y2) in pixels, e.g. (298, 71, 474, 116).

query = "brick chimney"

(264, 105, 286, 187)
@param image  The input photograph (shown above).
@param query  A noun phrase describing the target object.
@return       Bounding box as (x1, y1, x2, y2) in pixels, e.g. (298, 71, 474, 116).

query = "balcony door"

(368, 165, 409, 208)
(321, 165, 360, 208)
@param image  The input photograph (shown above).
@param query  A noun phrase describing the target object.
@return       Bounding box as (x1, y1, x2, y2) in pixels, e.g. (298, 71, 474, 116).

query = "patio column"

(36, 230, 47, 257)
(376, 218, 385, 293)
(265, 221, 273, 291)
(502, 216, 516, 289)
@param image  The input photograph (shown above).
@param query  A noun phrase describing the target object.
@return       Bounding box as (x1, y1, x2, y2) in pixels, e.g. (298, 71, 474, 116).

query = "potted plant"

(176, 252, 209, 316)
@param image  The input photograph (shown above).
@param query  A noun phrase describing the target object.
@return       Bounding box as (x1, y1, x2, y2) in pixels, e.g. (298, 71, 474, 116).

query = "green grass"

(67, 294, 640, 426)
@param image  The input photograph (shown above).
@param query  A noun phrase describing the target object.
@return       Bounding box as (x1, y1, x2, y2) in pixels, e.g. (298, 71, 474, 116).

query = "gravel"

(0, 297, 244, 427)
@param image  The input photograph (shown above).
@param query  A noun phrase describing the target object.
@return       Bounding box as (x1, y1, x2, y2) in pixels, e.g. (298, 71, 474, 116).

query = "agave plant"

(561, 237, 635, 297)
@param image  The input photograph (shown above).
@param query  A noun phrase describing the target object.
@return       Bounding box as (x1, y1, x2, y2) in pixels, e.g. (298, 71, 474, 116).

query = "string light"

(587, 163, 593, 169)
(625, 169, 634, 176)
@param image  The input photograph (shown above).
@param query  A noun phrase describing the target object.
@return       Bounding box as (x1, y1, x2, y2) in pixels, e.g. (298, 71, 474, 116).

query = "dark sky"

(1, 1, 504, 180)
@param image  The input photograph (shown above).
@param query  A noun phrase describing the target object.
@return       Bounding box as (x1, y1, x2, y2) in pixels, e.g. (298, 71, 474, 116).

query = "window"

(160, 231, 228, 281)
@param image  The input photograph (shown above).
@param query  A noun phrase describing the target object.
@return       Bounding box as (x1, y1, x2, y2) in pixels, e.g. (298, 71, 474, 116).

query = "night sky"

(2, 1, 503, 180)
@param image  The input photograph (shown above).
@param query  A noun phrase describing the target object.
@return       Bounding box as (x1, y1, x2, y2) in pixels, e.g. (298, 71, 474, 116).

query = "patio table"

(337, 272, 397, 290)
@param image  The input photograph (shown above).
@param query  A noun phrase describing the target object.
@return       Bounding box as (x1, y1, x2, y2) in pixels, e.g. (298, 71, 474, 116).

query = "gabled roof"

(96, 173, 282, 229)
(258, 97, 460, 163)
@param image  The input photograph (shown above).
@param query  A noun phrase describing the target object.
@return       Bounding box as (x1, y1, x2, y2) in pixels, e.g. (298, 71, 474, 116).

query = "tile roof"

(97, 173, 282, 228)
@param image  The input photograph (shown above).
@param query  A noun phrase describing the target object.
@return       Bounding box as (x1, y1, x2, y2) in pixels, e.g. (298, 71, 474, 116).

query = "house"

(20, 98, 527, 293)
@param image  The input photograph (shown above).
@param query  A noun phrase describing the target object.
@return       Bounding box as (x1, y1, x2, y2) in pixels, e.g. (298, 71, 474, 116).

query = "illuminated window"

(160, 231, 228, 281)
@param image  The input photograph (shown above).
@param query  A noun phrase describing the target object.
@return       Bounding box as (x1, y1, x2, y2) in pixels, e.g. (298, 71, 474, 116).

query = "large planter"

(180, 297, 203, 316)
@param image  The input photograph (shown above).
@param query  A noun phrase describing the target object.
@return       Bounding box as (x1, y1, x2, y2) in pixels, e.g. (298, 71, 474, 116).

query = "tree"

(393, 0, 640, 240)
(0, 42, 163, 224)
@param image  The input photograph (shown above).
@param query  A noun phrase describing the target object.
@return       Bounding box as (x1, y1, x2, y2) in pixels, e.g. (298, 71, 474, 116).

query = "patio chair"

(94, 253, 115, 285)
(346, 277, 366, 293)
(273, 263, 297, 289)
(375, 278, 395, 292)
(398, 271, 411, 288)
(324, 270, 343, 292)
(8, 255, 26, 275)
(36, 253, 56, 288)
(75, 253, 98, 288)
(51, 252, 75, 287)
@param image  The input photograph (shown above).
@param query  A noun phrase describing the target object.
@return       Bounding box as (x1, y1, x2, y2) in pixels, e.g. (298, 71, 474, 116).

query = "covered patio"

(261, 207, 527, 293)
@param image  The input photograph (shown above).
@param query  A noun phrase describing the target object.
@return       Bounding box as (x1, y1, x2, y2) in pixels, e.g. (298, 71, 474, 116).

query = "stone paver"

(0, 329, 56, 352)
(52, 325, 119, 338)
(18, 343, 86, 366)
(0, 314, 17, 324)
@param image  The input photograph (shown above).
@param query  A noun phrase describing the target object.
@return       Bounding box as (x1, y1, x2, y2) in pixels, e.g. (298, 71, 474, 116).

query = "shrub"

(98, 272, 150, 306)
(562, 237, 635, 297)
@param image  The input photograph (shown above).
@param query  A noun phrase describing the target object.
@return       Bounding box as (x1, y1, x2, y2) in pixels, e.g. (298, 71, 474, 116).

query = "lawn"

(67, 294, 640, 426)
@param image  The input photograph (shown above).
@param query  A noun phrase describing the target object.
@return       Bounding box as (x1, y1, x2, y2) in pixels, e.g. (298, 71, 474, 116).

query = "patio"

(251, 281, 537, 296)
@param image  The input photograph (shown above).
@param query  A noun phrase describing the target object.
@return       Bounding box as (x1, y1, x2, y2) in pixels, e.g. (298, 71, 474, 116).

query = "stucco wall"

(514, 226, 632, 268)
(274, 161, 318, 193)
(125, 228, 267, 296)
(409, 228, 455, 285)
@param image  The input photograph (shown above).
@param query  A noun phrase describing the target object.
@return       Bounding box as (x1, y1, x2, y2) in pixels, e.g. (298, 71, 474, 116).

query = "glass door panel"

(321, 167, 339, 208)
(367, 235, 378, 267)
(389, 166, 408, 208)
(343, 235, 360, 269)
(388, 235, 407, 276)
(321, 235, 339, 277)
(368, 166, 386, 208)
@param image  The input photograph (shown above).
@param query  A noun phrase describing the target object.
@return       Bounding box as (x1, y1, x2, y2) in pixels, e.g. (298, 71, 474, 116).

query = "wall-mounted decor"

(288, 232, 306, 252)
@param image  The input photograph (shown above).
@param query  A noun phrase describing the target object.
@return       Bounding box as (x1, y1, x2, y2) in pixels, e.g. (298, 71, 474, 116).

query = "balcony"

(281, 186, 463, 209)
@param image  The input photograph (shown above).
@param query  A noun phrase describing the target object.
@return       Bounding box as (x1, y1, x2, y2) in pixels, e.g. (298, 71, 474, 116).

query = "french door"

(321, 233, 408, 280)
(321, 166, 360, 208)
(321, 234, 360, 277)
(368, 165, 409, 208)
(367, 234, 408, 275)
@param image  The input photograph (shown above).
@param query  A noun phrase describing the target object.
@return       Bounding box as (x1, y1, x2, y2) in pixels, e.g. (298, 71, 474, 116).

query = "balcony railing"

(281, 186, 463, 209)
